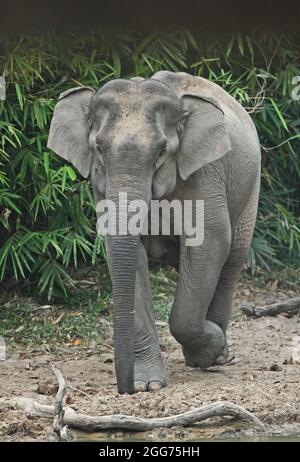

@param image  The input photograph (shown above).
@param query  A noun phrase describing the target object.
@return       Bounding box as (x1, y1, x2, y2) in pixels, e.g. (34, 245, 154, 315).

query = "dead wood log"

(241, 297, 300, 318)
(7, 396, 265, 431)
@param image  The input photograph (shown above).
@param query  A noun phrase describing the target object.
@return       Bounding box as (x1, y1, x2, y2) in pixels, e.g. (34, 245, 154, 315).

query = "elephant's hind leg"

(169, 209, 232, 369)
(207, 177, 260, 364)
(206, 247, 248, 364)
(133, 242, 165, 392)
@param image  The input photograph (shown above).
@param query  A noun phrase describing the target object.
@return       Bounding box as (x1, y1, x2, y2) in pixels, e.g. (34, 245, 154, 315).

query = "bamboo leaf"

(270, 98, 289, 132)
(15, 83, 24, 110)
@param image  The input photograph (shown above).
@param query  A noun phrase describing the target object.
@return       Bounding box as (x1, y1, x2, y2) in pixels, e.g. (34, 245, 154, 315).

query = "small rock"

(159, 343, 167, 352)
(156, 320, 167, 327)
(269, 364, 283, 371)
(101, 353, 113, 364)
(36, 381, 59, 396)
(66, 395, 76, 405)
(25, 361, 36, 370)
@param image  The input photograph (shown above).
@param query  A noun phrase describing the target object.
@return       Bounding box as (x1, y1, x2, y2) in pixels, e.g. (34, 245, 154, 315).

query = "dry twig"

(51, 365, 74, 441)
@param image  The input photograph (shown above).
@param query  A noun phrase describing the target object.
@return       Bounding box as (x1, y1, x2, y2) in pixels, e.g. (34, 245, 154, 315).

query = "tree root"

(0, 366, 264, 436)
(241, 297, 300, 318)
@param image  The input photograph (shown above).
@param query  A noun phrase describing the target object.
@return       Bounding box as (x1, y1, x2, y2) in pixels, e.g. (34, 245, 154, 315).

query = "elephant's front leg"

(169, 214, 231, 369)
(133, 242, 165, 392)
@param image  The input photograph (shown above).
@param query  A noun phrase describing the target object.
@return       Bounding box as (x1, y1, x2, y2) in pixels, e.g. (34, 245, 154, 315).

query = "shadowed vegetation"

(0, 30, 299, 300)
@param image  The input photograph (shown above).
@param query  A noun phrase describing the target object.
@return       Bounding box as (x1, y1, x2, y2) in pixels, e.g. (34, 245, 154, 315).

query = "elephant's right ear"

(47, 86, 95, 178)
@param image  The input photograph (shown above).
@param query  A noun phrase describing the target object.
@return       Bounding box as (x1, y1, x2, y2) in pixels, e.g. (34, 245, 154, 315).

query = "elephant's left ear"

(152, 71, 232, 181)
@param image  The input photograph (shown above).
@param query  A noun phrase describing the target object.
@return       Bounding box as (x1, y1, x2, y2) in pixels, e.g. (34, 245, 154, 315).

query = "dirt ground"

(0, 282, 299, 442)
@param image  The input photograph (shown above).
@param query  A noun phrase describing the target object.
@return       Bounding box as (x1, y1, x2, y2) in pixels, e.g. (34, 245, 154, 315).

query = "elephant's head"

(47, 72, 231, 394)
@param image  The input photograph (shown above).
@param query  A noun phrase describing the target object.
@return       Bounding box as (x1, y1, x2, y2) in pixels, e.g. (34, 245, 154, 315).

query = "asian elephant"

(47, 71, 261, 394)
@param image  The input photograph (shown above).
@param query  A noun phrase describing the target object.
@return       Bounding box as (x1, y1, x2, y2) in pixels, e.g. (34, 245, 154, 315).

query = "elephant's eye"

(156, 148, 164, 159)
(155, 147, 166, 169)
(96, 144, 106, 167)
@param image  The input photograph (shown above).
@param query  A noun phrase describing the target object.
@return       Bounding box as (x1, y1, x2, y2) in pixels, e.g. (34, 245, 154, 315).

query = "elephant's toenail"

(215, 355, 227, 365)
(148, 381, 163, 391)
(134, 381, 147, 392)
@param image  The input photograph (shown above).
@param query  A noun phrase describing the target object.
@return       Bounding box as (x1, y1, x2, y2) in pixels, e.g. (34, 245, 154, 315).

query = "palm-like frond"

(0, 30, 299, 299)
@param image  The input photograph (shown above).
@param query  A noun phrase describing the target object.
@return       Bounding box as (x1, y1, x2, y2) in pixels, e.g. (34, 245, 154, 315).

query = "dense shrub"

(0, 30, 299, 299)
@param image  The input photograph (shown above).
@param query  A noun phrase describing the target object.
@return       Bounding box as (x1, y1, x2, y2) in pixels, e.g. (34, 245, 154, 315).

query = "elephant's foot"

(134, 356, 166, 392)
(215, 341, 230, 365)
(182, 320, 226, 369)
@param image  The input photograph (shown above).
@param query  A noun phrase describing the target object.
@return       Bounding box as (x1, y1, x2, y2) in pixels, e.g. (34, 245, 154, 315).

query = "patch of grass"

(241, 265, 300, 291)
(0, 264, 179, 348)
(1, 264, 298, 350)
(150, 265, 178, 321)
(0, 290, 111, 350)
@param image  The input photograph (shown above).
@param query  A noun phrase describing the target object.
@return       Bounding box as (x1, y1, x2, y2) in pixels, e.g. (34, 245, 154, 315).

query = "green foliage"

(0, 291, 110, 349)
(0, 30, 299, 299)
(150, 266, 178, 321)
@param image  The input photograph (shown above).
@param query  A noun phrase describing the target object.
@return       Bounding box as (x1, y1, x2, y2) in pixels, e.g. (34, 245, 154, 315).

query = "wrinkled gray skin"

(48, 71, 261, 395)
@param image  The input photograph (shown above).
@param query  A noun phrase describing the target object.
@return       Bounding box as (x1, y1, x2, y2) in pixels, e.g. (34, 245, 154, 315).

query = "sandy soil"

(0, 283, 299, 441)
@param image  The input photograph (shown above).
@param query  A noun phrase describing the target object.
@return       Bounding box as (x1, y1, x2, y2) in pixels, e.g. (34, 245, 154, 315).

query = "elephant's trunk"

(106, 181, 148, 394)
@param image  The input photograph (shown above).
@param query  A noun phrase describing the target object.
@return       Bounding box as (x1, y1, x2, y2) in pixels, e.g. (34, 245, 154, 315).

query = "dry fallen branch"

(241, 297, 300, 318)
(51, 365, 74, 441)
(8, 397, 264, 432)
(1, 366, 264, 434)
